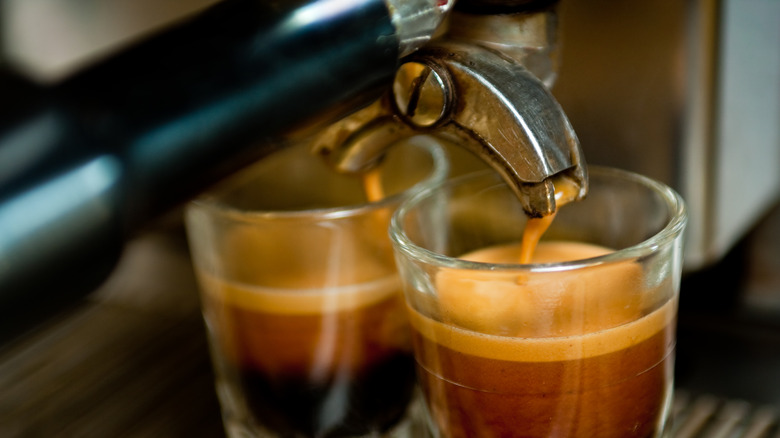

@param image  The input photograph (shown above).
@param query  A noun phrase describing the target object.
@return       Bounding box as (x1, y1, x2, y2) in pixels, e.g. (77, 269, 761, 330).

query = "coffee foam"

(194, 224, 401, 314)
(435, 241, 643, 337)
(197, 272, 401, 315)
(408, 241, 676, 362)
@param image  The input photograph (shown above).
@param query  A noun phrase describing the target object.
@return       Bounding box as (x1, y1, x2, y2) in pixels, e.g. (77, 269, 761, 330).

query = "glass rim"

(187, 137, 449, 222)
(389, 165, 688, 273)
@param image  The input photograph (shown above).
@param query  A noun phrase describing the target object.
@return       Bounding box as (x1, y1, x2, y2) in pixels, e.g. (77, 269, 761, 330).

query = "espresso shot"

(407, 241, 676, 437)
(390, 167, 687, 438)
(186, 138, 448, 437)
(199, 271, 415, 437)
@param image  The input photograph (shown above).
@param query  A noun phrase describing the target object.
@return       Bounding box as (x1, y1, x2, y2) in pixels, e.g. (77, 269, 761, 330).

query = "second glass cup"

(390, 167, 687, 438)
(185, 136, 448, 437)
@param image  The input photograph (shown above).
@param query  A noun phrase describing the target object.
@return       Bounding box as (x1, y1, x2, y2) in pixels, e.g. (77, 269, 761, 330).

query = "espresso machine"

(4, 2, 780, 436)
(1, 0, 779, 338)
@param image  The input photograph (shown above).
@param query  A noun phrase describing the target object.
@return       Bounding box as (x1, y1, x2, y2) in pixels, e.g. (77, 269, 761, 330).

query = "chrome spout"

(414, 41, 586, 217)
(314, 38, 586, 217)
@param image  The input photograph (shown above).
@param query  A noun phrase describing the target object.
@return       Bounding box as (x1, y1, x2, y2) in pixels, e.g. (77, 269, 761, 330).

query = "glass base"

(219, 382, 428, 438)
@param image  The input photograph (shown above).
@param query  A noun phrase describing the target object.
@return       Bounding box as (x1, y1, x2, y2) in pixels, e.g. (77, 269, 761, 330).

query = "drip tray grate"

(673, 391, 780, 438)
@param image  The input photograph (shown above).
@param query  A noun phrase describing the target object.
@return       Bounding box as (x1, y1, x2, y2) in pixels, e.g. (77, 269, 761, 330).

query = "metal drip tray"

(673, 391, 780, 438)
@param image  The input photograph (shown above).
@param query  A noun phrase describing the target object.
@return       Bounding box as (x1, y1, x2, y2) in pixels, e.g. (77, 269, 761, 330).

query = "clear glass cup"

(389, 166, 687, 438)
(185, 136, 448, 437)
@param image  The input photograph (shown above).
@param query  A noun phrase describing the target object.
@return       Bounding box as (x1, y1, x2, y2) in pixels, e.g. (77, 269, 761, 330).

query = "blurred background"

(1, 0, 779, 436)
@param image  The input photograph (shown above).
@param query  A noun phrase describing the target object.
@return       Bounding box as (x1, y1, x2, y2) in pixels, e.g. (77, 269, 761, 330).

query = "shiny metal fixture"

(315, 6, 587, 217)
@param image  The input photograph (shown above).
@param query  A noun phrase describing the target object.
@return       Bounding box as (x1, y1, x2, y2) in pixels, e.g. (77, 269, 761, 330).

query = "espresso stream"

(518, 174, 581, 264)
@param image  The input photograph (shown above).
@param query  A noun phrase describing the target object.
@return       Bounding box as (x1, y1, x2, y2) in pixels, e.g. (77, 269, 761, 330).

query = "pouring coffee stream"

(519, 174, 582, 264)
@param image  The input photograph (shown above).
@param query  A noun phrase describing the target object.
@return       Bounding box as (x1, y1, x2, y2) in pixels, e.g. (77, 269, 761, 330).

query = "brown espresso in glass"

(407, 179, 675, 438)
(201, 273, 415, 437)
(199, 170, 416, 437)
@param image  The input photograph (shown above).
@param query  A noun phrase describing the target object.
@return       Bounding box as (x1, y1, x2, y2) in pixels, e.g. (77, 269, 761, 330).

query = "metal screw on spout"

(392, 61, 450, 128)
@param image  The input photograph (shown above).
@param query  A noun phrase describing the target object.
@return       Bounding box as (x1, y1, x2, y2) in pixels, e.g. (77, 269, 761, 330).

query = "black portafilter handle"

(0, 0, 400, 341)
